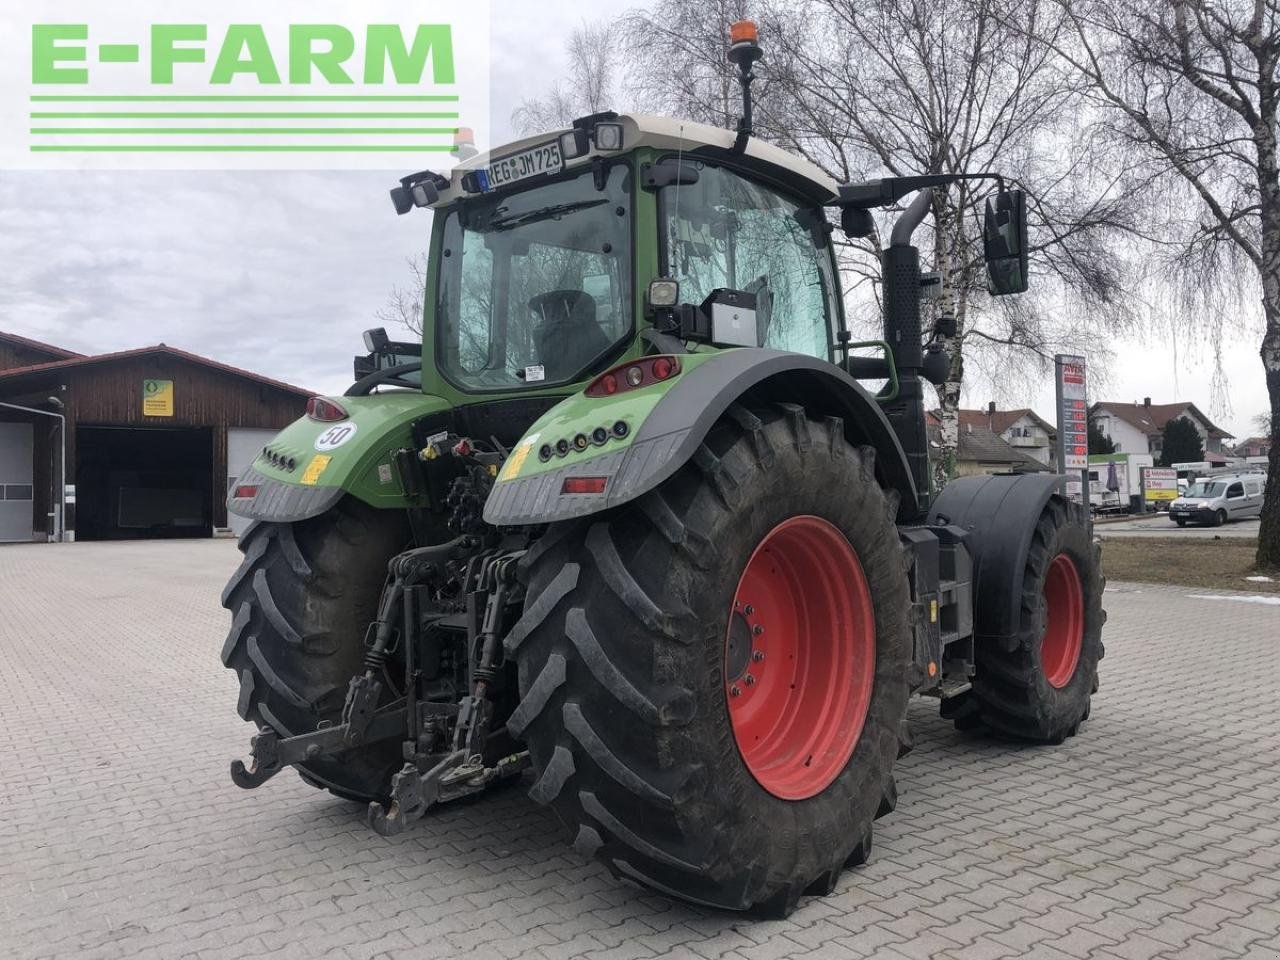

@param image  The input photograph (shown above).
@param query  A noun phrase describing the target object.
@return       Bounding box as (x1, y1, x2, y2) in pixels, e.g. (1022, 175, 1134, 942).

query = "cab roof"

(432, 112, 840, 208)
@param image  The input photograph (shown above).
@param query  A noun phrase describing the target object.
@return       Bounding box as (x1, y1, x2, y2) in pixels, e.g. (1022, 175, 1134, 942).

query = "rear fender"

(229, 393, 453, 524)
(927, 473, 1068, 644)
(483, 348, 918, 526)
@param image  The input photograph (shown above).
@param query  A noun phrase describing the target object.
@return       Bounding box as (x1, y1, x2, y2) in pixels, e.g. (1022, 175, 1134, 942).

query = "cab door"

(1244, 480, 1264, 518)
(1224, 481, 1246, 518)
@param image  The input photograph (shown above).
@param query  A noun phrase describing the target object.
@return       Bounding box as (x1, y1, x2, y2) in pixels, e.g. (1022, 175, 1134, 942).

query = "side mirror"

(353, 354, 376, 381)
(984, 189, 1029, 296)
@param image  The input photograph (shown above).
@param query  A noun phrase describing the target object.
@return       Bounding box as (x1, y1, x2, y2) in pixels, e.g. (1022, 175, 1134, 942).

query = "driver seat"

(529, 290, 611, 381)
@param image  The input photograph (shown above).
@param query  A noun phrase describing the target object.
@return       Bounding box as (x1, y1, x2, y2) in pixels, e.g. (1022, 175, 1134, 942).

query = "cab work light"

(593, 122, 624, 151)
(562, 476, 608, 495)
(584, 356, 681, 398)
(306, 396, 349, 422)
(559, 128, 590, 160)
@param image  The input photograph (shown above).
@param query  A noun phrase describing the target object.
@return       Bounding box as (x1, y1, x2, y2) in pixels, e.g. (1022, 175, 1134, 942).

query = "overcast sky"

(0, 3, 1269, 440)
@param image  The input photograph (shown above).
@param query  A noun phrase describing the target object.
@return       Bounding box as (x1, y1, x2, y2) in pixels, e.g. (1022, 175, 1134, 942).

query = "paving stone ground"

(2, 539, 1278, 960)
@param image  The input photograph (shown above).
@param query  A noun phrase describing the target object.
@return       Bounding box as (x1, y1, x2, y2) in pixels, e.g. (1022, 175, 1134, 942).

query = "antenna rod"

(727, 21, 763, 154)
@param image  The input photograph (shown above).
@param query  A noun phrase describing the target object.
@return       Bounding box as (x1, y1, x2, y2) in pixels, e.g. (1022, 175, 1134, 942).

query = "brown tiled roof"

(0, 343, 313, 397)
(0, 330, 82, 360)
(1091, 401, 1232, 439)
(956, 407, 1056, 437)
(926, 421, 1049, 470)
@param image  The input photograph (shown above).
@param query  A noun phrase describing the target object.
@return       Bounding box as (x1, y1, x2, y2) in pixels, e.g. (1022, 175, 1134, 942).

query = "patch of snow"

(1245, 575, 1274, 583)
(1186, 594, 1280, 606)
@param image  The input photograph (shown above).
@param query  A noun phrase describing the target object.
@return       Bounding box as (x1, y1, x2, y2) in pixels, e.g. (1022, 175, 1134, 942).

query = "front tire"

(507, 404, 912, 914)
(942, 499, 1104, 742)
(221, 498, 410, 801)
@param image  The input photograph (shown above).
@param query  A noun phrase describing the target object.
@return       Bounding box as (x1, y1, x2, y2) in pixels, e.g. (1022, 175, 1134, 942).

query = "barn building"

(0, 331, 311, 543)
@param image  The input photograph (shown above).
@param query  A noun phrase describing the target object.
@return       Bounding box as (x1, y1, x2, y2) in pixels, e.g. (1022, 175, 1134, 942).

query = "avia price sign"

(1, 1, 491, 170)
(1055, 354, 1088, 471)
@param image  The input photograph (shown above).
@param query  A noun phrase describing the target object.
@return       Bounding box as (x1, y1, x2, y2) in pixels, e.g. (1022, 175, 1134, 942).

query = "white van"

(1168, 473, 1267, 526)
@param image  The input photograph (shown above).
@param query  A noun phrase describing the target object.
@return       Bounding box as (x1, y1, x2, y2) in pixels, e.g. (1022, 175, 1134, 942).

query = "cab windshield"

(435, 163, 632, 391)
(1184, 481, 1225, 499)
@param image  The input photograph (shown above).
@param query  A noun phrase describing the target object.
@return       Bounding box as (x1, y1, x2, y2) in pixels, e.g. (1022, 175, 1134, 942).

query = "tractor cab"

(391, 110, 853, 401)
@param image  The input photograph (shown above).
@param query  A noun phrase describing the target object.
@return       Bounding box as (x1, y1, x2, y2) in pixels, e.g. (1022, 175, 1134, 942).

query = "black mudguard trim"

(227, 465, 345, 524)
(485, 349, 917, 526)
(927, 473, 1065, 642)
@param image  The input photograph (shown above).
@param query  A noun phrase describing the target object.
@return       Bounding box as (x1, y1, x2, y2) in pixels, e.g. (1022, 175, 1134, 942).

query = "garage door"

(227, 427, 279, 536)
(0, 422, 34, 543)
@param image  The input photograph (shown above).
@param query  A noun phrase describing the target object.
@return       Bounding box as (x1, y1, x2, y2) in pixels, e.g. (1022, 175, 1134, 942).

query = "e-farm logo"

(3, 4, 491, 170)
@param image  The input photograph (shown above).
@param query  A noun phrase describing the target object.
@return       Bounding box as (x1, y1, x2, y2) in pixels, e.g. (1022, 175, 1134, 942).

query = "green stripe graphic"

(31, 112, 458, 119)
(32, 128, 458, 135)
(30, 95, 459, 102)
(30, 144, 457, 152)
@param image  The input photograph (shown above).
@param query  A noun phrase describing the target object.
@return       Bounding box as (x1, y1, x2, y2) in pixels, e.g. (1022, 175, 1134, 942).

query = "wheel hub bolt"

(729, 685, 742, 697)
(744, 674, 756, 686)
(744, 604, 754, 615)
(752, 624, 764, 636)
(752, 650, 764, 663)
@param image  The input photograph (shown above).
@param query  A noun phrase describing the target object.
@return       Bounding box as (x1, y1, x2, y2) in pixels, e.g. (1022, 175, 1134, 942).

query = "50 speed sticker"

(315, 422, 358, 451)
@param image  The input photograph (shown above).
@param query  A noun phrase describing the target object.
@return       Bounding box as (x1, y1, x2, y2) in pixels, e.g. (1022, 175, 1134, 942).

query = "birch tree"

(512, 23, 620, 134)
(621, 0, 1141, 488)
(1035, 0, 1280, 566)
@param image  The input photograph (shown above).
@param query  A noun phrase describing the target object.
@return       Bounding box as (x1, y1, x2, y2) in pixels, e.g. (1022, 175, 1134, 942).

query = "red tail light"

(584, 356, 681, 398)
(561, 476, 608, 495)
(232, 484, 259, 499)
(306, 396, 349, 422)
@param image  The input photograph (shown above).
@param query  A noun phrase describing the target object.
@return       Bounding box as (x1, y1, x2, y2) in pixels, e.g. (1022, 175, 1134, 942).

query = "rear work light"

(232, 484, 259, 500)
(584, 356, 681, 398)
(306, 396, 349, 422)
(562, 476, 608, 495)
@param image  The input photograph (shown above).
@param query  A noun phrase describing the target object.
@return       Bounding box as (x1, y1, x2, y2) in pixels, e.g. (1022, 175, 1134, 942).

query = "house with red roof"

(957, 404, 1058, 468)
(1089, 398, 1234, 464)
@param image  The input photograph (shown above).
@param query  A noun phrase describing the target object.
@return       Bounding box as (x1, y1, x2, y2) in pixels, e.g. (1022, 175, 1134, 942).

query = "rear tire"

(508, 404, 912, 914)
(942, 499, 1104, 743)
(221, 498, 410, 801)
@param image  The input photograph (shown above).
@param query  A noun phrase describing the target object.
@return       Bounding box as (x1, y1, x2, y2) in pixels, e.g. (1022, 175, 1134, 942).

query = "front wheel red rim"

(725, 516, 876, 801)
(1042, 553, 1084, 688)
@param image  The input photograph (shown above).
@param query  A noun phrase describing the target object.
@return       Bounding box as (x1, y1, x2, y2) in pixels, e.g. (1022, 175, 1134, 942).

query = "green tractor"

(224, 23, 1104, 916)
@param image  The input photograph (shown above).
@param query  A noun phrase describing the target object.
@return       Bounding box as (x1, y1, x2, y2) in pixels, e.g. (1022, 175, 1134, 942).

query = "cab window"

(659, 163, 838, 359)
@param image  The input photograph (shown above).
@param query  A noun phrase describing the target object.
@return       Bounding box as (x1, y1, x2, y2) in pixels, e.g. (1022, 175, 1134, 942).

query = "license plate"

(483, 141, 563, 190)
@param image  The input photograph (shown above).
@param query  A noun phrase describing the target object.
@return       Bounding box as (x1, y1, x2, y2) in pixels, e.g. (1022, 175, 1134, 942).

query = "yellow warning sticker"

(930, 599, 938, 623)
(300, 454, 332, 486)
(498, 433, 539, 482)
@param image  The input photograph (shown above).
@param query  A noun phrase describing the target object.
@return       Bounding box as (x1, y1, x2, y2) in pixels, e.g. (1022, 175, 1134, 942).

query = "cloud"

(0, 3, 1267, 436)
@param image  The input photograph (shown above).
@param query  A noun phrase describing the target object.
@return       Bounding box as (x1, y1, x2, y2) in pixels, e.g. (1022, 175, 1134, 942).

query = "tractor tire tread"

(512, 404, 912, 915)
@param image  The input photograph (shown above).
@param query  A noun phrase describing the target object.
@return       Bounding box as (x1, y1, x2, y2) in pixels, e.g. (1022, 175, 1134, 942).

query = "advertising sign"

(1142, 467, 1179, 503)
(1055, 354, 1088, 471)
(142, 378, 174, 416)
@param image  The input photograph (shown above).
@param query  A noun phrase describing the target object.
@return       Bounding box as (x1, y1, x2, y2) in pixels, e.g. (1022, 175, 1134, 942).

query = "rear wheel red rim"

(725, 515, 876, 801)
(1042, 553, 1084, 688)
